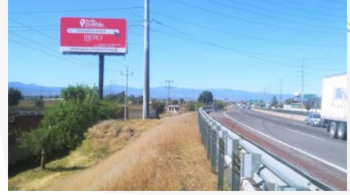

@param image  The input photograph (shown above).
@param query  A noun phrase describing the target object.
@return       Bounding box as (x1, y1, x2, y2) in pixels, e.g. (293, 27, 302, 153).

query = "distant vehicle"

(320, 73, 347, 140)
(306, 113, 321, 126)
(212, 103, 217, 112)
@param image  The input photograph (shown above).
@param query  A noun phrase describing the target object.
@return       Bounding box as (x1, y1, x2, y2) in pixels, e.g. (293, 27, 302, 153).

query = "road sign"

(60, 17, 127, 55)
(303, 94, 316, 100)
(249, 99, 264, 104)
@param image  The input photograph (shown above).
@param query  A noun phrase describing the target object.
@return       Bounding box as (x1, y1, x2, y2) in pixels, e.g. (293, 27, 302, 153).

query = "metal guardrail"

(197, 107, 332, 191)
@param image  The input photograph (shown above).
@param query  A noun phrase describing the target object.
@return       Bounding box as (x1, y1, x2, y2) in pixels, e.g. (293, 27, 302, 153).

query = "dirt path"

(48, 112, 217, 191)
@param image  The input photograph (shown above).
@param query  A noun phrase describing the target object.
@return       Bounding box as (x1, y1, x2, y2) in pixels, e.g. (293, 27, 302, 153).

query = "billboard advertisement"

(60, 17, 127, 55)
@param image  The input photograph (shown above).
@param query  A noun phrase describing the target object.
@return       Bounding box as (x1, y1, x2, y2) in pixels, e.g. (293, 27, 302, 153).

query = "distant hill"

(8, 82, 293, 101)
(8, 82, 62, 96)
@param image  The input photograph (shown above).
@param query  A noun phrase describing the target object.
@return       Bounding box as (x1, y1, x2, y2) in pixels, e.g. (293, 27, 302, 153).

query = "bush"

(152, 101, 165, 114)
(214, 100, 229, 110)
(186, 101, 205, 112)
(34, 98, 45, 108)
(20, 85, 122, 169)
(98, 100, 123, 120)
(9, 88, 22, 106)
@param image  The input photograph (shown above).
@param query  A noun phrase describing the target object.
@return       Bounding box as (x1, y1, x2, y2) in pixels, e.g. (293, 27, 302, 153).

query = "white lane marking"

(245, 111, 347, 147)
(283, 128, 346, 147)
(283, 127, 326, 142)
(223, 112, 347, 173)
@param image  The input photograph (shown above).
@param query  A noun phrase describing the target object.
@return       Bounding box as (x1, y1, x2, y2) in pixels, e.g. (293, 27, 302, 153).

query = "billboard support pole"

(99, 54, 104, 99)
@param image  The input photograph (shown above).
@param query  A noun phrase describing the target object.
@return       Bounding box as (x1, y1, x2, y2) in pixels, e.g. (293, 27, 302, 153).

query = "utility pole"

(142, 0, 150, 119)
(165, 80, 173, 107)
(121, 66, 133, 121)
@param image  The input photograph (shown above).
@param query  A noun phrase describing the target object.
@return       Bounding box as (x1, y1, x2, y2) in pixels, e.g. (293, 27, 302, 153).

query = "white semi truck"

(321, 73, 347, 140)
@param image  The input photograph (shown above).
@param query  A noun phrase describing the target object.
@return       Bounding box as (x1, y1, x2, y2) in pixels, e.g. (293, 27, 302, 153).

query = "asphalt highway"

(223, 108, 347, 170)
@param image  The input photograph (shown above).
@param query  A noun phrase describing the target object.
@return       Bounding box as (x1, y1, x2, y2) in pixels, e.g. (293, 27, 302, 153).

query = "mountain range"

(8, 82, 293, 102)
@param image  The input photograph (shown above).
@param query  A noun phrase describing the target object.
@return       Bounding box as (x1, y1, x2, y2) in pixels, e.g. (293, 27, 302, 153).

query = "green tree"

(171, 99, 179, 105)
(284, 98, 296, 105)
(186, 101, 196, 111)
(186, 101, 205, 112)
(61, 85, 96, 101)
(106, 91, 125, 104)
(304, 99, 316, 111)
(179, 98, 184, 105)
(8, 88, 22, 106)
(35, 97, 45, 108)
(198, 91, 213, 105)
(21, 85, 118, 169)
(214, 100, 229, 109)
(20, 127, 60, 169)
(270, 96, 278, 108)
(152, 100, 165, 114)
(128, 95, 143, 105)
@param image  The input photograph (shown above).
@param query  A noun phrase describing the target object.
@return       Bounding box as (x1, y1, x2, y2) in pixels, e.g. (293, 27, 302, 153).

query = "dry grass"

(17, 99, 59, 108)
(8, 119, 160, 191)
(48, 113, 217, 191)
(83, 119, 159, 158)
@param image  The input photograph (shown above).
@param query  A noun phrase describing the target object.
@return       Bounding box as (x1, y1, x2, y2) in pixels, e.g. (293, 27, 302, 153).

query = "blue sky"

(8, 0, 347, 96)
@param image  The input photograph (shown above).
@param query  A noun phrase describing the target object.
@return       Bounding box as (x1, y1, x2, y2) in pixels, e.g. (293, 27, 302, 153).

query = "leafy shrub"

(20, 85, 122, 169)
(152, 101, 165, 114)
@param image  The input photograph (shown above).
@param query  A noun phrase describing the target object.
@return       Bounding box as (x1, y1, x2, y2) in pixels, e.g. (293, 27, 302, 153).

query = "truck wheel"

(337, 122, 347, 140)
(329, 121, 338, 139)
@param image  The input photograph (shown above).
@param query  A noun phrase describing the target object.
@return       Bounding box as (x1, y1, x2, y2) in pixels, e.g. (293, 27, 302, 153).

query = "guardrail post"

(218, 131, 227, 191)
(207, 122, 212, 159)
(201, 117, 205, 144)
(240, 153, 262, 189)
(211, 125, 218, 174)
(230, 138, 240, 191)
(203, 119, 207, 150)
(214, 125, 222, 173)
(205, 120, 210, 152)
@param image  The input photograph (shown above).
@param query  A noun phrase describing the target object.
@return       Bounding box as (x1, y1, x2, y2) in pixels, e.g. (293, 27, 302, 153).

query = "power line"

(155, 21, 304, 65)
(283, 0, 344, 10)
(168, 0, 342, 34)
(258, 0, 345, 17)
(9, 18, 57, 41)
(314, 0, 346, 5)
(151, 9, 345, 48)
(222, 0, 342, 22)
(8, 18, 135, 73)
(8, 31, 127, 72)
(152, 27, 345, 72)
(9, 6, 143, 14)
(206, 0, 343, 31)
(9, 38, 97, 69)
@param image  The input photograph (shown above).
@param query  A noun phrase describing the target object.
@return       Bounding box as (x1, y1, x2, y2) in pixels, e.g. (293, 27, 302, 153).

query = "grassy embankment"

(8, 119, 159, 190)
(9, 112, 217, 191)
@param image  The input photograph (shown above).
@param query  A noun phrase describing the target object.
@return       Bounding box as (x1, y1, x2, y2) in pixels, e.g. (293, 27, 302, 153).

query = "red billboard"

(60, 17, 127, 55)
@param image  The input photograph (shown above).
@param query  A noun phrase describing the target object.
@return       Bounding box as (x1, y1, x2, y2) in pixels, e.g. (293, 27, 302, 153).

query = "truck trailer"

(321, 73, 347, 140)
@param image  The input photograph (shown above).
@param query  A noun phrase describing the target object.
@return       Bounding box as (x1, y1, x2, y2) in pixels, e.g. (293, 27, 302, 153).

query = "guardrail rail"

(197, 107, 334, 191)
